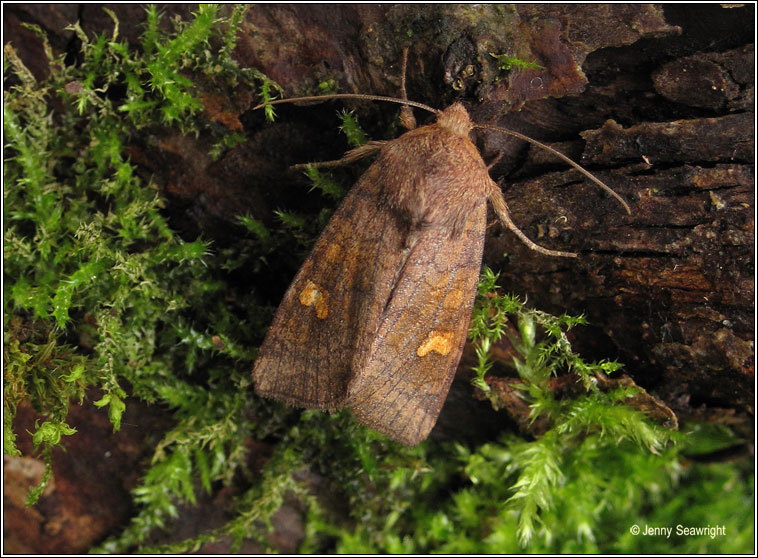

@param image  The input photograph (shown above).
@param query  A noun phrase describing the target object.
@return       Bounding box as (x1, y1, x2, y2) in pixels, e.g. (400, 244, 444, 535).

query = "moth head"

(435, 102, 474, 139)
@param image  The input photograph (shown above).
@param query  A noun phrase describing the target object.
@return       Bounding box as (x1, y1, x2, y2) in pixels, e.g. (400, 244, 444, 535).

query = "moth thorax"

(436, 102, 474, 138)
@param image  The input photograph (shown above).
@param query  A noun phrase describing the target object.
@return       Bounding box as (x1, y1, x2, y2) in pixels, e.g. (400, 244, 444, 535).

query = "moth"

(252, 54, 629, 446)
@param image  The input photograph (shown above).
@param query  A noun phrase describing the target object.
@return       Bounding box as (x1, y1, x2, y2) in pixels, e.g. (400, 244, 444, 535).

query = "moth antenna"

(253, 94, 438, 116)
(489, 186, 578, 258)
(476, 124, 631, 215)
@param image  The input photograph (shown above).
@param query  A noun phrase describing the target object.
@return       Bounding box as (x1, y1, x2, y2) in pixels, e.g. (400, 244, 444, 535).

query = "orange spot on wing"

(417, 330, 455, 357)
(299, 280, 329, 319)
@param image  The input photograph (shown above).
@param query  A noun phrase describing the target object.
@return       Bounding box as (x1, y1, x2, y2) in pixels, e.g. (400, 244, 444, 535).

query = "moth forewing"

(346, 202, 487, 446)
(252, 164, 408, 410)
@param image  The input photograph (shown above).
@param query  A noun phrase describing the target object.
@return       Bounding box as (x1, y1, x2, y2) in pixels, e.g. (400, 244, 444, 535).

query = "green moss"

(317, 78, 338, 95)
(4, 4, 269, 520)
(489, 51, 545, 72)
(337, 109, 369, 148)
(303, 166, 348, 202)
(4, 6, 752, 554)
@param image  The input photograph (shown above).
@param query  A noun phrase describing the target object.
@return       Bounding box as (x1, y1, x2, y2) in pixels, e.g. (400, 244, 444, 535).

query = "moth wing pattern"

(346, 201, 488, 446)
(253, 164, 408, 410)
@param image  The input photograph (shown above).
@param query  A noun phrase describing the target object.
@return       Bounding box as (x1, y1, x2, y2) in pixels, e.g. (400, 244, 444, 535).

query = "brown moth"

(251, 62, 629, 446)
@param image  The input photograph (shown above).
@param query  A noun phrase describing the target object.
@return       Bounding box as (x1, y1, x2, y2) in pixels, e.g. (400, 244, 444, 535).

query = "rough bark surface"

(4, 3, 754, 553)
